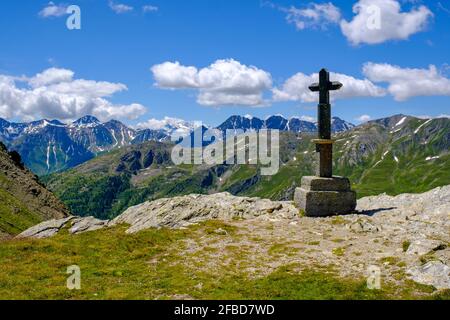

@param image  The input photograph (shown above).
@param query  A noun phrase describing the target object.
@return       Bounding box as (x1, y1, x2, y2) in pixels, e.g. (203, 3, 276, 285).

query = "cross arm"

(309, 83, 320, 92)
(329, 81, 343, 91)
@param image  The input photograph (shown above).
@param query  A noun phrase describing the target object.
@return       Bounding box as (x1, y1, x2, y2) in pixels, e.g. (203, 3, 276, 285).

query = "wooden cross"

(309, 69, 343, 178)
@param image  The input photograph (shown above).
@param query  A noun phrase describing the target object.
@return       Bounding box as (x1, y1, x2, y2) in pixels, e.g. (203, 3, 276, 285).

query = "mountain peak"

(72, 115, 101, 127)
(217, 114, 355, 134)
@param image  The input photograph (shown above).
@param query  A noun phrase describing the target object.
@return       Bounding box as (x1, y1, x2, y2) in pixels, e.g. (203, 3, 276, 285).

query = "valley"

(42, 114, 450, 219)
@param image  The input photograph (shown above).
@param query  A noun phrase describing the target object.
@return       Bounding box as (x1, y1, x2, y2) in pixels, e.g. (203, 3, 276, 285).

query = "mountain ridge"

(0, 114, 355, 175)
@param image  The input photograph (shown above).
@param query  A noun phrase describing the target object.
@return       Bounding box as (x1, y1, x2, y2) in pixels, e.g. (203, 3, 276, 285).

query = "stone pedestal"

(294, 176, 356, 217)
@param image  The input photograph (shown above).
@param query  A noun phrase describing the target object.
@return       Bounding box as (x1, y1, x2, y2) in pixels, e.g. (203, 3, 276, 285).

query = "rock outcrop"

(17, 216, 108, 239)
(407, 262, 450, 290)
(111, 192, 298, 233)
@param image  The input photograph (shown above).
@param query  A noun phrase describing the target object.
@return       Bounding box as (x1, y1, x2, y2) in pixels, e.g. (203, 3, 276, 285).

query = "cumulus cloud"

(0, 68, 146, 122)
(300, 115, 316, 122)
(285, 2, 341, 30)
(39, 2, 68, 18)
(136, 116, 193, 130)
(340, 0, 433, 45)
(356, 114, 372, 122)
(28, 68, 74, 87)
(151, 59, 272, 106)
(109, 1, 133, 14)
(363, 62, 450, 100)
(273, 71, 386, 102)
(265, 1, 341, 30)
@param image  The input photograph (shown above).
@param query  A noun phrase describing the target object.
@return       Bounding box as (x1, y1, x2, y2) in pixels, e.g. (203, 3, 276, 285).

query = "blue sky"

(0, 0, 449, 127)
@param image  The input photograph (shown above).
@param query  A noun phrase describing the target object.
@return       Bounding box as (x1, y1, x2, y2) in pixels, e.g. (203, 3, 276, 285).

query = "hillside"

(0, 142, 69, 237)
(42, 115, 450, 219)
(3, 186, 449, 299)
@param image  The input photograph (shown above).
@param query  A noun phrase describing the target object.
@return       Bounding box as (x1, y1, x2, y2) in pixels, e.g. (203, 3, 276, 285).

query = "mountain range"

(42, 114, 450, 220)
(0, 114, 354, 175)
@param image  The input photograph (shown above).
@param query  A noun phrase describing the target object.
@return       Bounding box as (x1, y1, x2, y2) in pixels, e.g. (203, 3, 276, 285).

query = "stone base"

(294, 176, 356, 217)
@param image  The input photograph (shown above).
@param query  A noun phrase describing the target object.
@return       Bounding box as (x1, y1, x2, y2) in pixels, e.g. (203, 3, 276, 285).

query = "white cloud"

(415, 114, 450, 119)
(143, 5, 158, 13)
(28, 68, 74, 87)
(356, 114, 372, 122)
(300, 115, 316, 122)
(109, 1, 134, 14)
(136, 117, 192, 130)
(273, 71, 386, 102)
(39, 2, 68, 18)
(136, 117, 198, 138)
(151, 59, 272, 106)
(0, 68, 146, 122)
(285, 2, 341, 30)
(363, 62, 450, 100)
(340, 0, 433, 45)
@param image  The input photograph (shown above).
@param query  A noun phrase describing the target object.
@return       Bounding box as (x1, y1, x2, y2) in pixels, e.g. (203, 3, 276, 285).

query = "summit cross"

(309, 68, 343, 178)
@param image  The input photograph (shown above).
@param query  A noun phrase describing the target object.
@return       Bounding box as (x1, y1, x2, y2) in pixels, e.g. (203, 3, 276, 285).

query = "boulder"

(69, 217, 109, 235)
(407, 261, 450, 290)
(16, 217, 75, 239)
(17, 216, 109, 239)
(406, 239, 446, 256)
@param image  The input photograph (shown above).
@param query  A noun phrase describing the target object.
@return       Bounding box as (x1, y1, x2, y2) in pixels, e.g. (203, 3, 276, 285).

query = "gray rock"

(407, 261, 450, 290)
(17, 216, 109, 239)
(406, 239, 446, 256)
(348, 219, 380, 233)
(111, 192, 298, 233)
(214, 228, 228, 236)
(70, 217, 109, 234)
(16, 217, 75, 239)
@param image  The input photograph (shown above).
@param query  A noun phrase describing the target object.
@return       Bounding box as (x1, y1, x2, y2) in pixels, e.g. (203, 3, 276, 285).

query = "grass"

(332, 247, 346, 257)
(402, 241, 411, 252)
(0, 221, 445, 300)
(0, 174, 43, 235)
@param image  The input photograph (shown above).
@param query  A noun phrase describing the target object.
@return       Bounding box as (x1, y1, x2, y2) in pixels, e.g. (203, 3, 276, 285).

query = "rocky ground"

(18, 186, 450, 292)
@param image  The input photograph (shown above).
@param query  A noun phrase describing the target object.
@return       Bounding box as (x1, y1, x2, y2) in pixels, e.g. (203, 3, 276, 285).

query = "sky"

(0, 0, 449, 128)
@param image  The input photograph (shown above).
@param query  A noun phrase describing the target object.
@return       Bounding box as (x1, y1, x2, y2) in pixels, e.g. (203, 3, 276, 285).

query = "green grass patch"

(0, 222, 444, 300)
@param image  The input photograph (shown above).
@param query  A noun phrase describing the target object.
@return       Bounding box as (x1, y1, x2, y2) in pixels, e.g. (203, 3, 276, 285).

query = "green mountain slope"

(0, 143, 69, 237)
(43, 115, 450, 219)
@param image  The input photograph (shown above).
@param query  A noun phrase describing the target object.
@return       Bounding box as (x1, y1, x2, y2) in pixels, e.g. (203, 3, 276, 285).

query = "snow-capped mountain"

(0, 114, 356, 175)
(137, 117, 199, 138)
(0, 116, 161, 175)
(70, 115, 101, 128)
(331, 117, 356, 133)
(216, 115, 354, 133)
